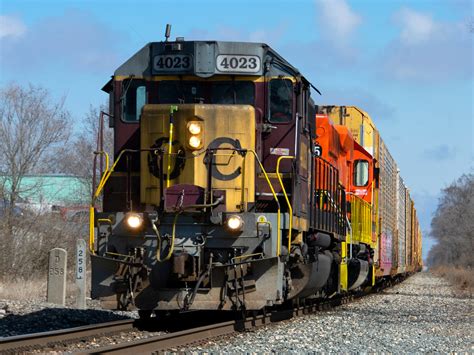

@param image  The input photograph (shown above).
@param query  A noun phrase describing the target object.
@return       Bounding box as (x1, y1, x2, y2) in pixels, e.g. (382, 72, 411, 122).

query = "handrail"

(240, 153, 247, 212)
(89, 150, 110, 253)
(93, 151, 110, 198)
(167, 106, 178, 188)
(231, 252, 264, 262)
(247, 149, 282, 256)
(90, 148, 150, 253)
(276, 156, 294, 252)
(208, 147, 281, 255)
(89, 146, 282, 258)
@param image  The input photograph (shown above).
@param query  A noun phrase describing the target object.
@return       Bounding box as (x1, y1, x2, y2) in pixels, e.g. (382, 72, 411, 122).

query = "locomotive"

(90, 33, 422, 315)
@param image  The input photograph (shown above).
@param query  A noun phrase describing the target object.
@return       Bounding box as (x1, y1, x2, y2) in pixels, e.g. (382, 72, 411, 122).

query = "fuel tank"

(288, 251, 333, 299)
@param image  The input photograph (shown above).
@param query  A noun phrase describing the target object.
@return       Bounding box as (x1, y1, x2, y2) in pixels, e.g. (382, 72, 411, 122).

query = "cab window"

(354, 160, 369, 186)
(211, 81, 254, 105)
(158, 81, 255, 105)
(122, 80, 146, 122)
(269, 79, 293, 123)
(158, 81, 205, 104)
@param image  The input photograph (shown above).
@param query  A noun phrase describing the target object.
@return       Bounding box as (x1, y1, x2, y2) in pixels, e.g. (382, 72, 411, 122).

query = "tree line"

(427, 173, 473, 270)
(0, 82, 112, 279)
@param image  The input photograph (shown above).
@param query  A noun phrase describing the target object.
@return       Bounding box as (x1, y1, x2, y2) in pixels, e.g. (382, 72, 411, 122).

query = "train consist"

(90, 36, 422, 314)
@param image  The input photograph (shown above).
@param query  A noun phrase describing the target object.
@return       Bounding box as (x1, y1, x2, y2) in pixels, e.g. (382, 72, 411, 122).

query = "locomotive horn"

(165, 24, 171, 42)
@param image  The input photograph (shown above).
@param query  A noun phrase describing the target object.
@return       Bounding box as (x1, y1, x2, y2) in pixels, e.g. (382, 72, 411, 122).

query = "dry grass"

(431, 266, 474, 296)
(0, 276, 83, 302)
(0, 279, 48, 301)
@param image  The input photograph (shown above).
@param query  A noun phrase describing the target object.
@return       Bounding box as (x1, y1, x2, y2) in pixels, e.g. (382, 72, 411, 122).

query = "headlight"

(187, 122, 202, 135)
(188, 136, 202, 148)
(226, 215, 244, 232)
(125, 213, 143, 229)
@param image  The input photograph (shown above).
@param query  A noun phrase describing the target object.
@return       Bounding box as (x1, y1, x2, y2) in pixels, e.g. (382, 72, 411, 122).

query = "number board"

(314, 144, 322, 157)
(216, 55, 261, 73)
(153, 55, 193, 72)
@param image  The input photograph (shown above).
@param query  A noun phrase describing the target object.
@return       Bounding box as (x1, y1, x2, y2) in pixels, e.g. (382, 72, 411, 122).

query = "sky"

(0, 0, 473, 259)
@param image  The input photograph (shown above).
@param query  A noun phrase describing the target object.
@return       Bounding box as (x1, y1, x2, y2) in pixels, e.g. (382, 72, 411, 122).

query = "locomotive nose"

(140, 104, 256, 213)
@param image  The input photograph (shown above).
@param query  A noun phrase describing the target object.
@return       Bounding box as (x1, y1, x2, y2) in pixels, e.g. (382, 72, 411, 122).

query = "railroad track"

(0, 297, 349, 354)
(0, 276, 406, 354)
(88, 295, 356, 354)
(0, 318, 136, 353)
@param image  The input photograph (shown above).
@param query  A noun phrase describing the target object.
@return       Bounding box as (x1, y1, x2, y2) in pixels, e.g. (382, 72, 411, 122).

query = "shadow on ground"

(0, 308, 132, 337)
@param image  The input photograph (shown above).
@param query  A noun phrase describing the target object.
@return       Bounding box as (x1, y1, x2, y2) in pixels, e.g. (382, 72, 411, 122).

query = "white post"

(76, 239, 87, 309)
(47, 248, 67, 305)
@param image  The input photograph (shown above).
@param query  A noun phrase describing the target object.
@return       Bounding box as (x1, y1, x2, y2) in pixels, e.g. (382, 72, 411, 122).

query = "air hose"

(153, 212, 180, 262)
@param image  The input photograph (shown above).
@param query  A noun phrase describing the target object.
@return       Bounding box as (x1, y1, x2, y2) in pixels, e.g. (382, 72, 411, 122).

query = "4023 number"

(216, 55, 261, 73)
(153, 55, 192, 71)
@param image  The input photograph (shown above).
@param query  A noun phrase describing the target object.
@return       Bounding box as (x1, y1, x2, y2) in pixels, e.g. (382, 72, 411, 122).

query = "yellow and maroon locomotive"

(90, 34, 421, 314)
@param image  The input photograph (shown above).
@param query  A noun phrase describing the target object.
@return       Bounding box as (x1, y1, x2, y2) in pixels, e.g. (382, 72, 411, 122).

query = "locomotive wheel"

(138, 310, 153, 319)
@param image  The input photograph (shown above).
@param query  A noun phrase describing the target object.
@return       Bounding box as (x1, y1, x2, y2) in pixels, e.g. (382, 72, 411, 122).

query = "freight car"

(90, 33, 422, 315)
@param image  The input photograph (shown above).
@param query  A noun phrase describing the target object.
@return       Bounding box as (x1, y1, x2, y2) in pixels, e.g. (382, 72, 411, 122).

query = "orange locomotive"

(315, 108, 422, 286)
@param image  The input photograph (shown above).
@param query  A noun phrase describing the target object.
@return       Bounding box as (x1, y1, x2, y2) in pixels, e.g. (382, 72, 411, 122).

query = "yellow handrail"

(95, 150, 130, 199)
(89, 206, 95, 253)
(89, 149, 134, 253)
(231, 252, 264, 262)
(247, 150, 282, 256)
(89, 147, 282, 258)
(167, 106, 178, 188)
(89, 150, 110, 253)
(240, 153, 247, 212)
(276, 156, 294, 251)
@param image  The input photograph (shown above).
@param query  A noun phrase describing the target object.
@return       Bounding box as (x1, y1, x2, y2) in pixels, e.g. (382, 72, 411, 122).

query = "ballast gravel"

(183, 272, 473, 353)
(1, 272, 472, 353)
(0, 298, 137, 337)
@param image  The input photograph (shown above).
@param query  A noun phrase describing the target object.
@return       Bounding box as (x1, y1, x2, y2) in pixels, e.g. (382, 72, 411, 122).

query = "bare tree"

(427, 173, 474, 269)
(57, 104, 114, 200)
(0, 83, 71, 275)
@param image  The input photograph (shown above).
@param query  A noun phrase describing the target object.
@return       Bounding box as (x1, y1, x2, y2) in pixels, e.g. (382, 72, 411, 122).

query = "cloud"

(0, 10, 125, 73)
(395, 8, 435, 44)
(306, 0, 362, 67)
(422, 144, 457, 161)
(316, 0, 362, 41)
(0, 15, 27, 39)
(378, 7, 472, 82)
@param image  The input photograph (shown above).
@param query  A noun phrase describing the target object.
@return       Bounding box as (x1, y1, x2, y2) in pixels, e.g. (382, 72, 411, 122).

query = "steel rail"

(88, 313, 287, 354)
(0, 318, 135, 352)
(89, 276, 409, 354)
(0, 274, 411, 354)
(86, 295, 360, 354)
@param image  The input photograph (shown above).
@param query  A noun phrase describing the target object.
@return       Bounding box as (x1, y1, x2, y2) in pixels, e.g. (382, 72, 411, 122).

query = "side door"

(292, 84, 311, 225)
(261, 78, 296, 181)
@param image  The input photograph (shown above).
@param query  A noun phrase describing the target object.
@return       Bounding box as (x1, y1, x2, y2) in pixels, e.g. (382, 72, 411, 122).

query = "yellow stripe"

(115, 75, 266, 82)
(340, 241, 348, 291)
(372, 264, 376, 286)
(114, 75, 296, 83)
